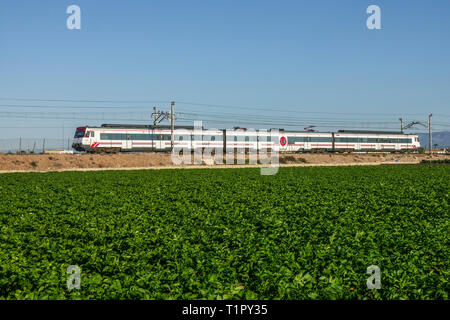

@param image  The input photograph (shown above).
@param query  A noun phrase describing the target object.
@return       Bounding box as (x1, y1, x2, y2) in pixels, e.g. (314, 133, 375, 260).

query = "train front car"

(72, 126, 100, 152)
(334, 130, 420, 152)
(72, 126, 89, 152)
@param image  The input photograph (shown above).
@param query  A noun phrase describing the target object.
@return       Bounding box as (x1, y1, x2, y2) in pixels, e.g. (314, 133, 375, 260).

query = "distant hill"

(416, 131, 450, 148)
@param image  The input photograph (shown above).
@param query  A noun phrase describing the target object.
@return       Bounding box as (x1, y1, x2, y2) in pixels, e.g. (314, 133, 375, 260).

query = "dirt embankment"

(0, 152, 448, 173)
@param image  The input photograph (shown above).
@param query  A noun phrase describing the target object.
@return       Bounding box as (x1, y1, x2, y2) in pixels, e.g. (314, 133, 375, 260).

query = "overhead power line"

(0, 97, 170, 104)
(0, 104, 149, 110)
(175, 101, 432, 117)
(0, 104, 409, 124)
(0, 97, 444, 117)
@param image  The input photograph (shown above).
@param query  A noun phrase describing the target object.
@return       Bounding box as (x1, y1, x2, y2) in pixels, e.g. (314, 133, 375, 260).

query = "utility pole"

(428, 113, 432, 154)
(399, 118, 404, 133)
(171, 101, 175, 150)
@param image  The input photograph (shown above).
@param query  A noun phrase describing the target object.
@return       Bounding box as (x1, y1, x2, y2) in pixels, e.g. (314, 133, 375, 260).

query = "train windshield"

(74, 128, 86, 138)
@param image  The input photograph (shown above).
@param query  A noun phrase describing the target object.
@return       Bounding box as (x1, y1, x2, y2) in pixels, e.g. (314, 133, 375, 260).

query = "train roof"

(80, 125, 416, 135)
(97, 124, 199, 130)
(337, 130, 406, 135)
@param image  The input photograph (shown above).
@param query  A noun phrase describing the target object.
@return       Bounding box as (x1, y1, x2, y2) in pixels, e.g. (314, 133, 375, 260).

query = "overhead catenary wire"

(0, 98, 448, 134)
(0, 105, 421, 126)
(0, 111, 447, 131)
(0, 97, 170, 104)
(0, 97, 446, 117)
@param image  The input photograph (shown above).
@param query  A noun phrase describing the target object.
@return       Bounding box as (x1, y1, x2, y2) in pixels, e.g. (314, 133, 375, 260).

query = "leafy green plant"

(0, 165, 448, 300)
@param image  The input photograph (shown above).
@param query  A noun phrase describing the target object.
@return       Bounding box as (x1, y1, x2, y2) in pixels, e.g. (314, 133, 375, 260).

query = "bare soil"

(0, 152, 448, 173)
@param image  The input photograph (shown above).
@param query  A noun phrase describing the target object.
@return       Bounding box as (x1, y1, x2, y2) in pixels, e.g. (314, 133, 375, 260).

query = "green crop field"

(0, 165, 448, 300)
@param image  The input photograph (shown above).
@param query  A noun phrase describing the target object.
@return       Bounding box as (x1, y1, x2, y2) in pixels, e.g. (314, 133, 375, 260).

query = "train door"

(151, 129, 155, 152)
(304, 136, 311, 151)
(375, 138, 381, 151)
(85, 130, 95, 149)
(125, 133, 133, 151)
(395, 138, 401, 151)
(355, 137, 361, 151)
(154, 131, 164, 151)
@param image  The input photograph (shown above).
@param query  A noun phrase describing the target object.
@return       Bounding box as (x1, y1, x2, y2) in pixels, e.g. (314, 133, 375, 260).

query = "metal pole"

(399, 118, 403, 133)
(171, 101, 175, 150)
(19, 137, 21, 154)
(43, 139, 45, 154)
(428, 113, 432, 154)
(153, 106, 157, 126)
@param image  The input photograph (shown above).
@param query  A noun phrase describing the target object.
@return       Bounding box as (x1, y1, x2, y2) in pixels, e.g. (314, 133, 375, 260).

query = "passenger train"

(72, 124, 420, 153)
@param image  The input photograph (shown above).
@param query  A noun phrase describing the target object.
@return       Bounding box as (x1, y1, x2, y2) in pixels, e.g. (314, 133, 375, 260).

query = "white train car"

(332, 130, 419, 152)
(284, 132, 333, 152)
(73, 125, 420, 153)
(73, 124, 181, 152)
(282, 130, 419, 152)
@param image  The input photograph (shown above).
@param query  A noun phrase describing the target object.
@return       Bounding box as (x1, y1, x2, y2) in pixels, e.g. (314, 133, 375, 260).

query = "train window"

(90, 131, 95, 138)
(130, 134, 154, 140)
(377, 138, 399, 143)
(335, 137, 357, 143)
(74, 130, 85, 138)
(288, 137, 307, 143)
(100, 133, 127, 140)
(232, 136, 245, 141)
(310, 137, 332, 142)
(359, 138, 377, 143)
(84, 131, 90, 137)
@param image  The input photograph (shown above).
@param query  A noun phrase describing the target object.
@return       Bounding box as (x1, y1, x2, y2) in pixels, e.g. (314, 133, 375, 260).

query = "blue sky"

(0, 0, 449, 143)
